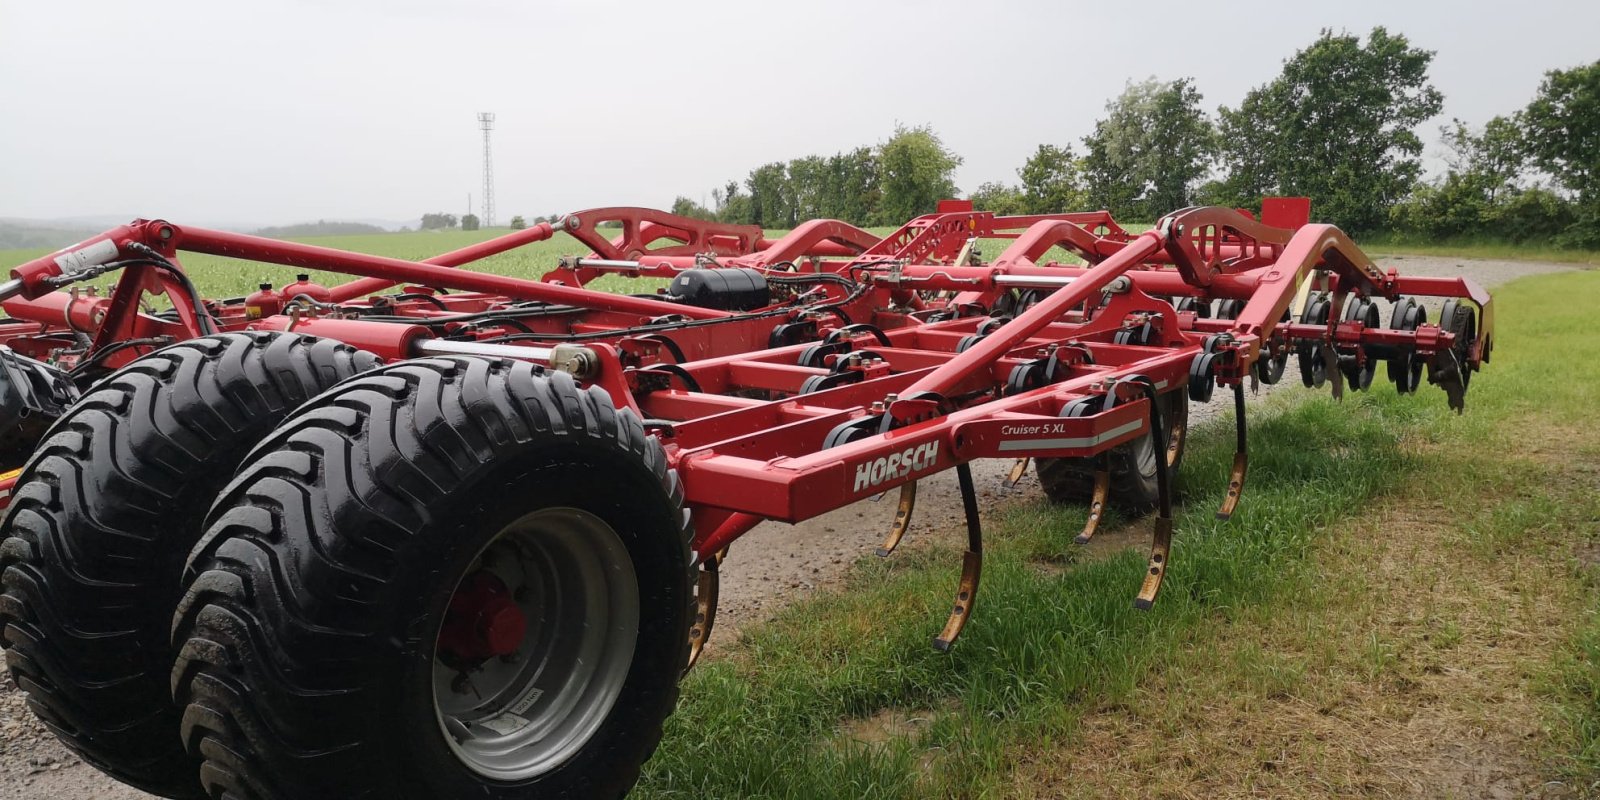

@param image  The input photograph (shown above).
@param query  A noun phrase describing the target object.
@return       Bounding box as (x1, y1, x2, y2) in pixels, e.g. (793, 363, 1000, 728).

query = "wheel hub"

(440, 572, 527, 661)
(432, 507, 639, 781)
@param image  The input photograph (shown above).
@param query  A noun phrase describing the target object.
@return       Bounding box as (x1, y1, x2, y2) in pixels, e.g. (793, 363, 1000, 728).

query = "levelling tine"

(1216, 382, 1249, 520)
(933, 464, 983, 652)
(684, 550, 722, 673)
(1002, 458, 1030, 491)
(1132, 380, 1173, 610)
(1074, 460, 1112, 544)
(876, 481, 917, 557)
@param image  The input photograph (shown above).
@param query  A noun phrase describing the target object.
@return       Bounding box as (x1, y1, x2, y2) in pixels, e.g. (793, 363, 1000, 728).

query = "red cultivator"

(0, 199, 1491, 798)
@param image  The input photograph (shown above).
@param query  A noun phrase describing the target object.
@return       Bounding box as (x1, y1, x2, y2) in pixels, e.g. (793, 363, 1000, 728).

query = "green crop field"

(0, 228, 645, 300)
(0, 225, 1099, 305)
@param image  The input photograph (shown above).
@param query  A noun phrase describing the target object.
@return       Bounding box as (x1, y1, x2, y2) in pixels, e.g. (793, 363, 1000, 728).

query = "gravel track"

(0, 254, 1573, 799)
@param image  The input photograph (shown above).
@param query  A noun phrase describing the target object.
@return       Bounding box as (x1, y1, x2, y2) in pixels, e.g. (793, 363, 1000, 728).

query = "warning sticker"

(52, 238, 119, 274)
(478, 713, 531, 736)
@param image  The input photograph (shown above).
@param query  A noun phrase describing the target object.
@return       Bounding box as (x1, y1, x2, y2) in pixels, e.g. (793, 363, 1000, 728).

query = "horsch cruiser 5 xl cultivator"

(0, 199, 1490, 798)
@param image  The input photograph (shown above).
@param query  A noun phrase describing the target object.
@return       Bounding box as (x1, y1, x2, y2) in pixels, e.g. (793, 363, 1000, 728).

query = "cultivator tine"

(876, 481, 918, 557)
(932, 464, 983, 652)
(1074, 460, 1112, 544)
(1132, 379, 1173, 610)
(1216, 382, 1249, 520)
(1002, 458, 1030, 491)
(685, 550, 722, 673)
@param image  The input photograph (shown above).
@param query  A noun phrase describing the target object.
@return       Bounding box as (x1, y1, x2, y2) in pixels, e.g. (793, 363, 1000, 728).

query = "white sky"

(2, 0, 1596, 226)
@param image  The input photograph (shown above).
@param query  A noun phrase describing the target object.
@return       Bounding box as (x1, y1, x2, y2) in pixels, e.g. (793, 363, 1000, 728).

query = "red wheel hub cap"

(439, 572, 527, 661)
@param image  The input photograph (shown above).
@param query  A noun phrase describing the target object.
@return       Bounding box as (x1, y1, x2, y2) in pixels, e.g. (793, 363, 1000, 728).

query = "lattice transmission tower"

(478, 112, 496, 227)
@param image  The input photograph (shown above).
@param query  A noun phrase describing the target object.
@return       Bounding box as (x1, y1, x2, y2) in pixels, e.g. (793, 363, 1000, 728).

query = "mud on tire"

(1035, 390, 1188, 511)
(171, 358, 694, 800)
(0, 332, 378, 798)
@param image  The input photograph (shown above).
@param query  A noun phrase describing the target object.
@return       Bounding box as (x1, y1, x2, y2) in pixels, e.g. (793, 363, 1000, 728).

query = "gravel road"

(0, 254, 1574, 799)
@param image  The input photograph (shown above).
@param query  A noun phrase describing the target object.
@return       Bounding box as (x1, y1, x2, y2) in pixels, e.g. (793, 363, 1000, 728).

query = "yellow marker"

(0, 468, 21, 482)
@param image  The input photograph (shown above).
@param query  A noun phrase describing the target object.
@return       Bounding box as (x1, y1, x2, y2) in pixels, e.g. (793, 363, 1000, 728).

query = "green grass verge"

(1364, 233, 1600, 266)
(634, 269, 1600, 797)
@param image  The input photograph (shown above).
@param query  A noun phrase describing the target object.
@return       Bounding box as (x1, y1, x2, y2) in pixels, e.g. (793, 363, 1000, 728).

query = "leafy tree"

(670, 196, 715, 220)
(746, 162, 794, 228)
(787, 155, 830, 221)
(1216, 27, 1443, 232)
(460, 214, 480, 231)
(876, 124, 962, 225)
(1018, 144, 1086, 214)
(715, 180, 755, 225)
(969, 181, 1026, 215)
(1082, 78, 1215, 218)
(420, 212, 458, 230)
(509, 215, 526, 230)
(1389, 117, 1528, 239)
(1522, 61, 1600, 202)
(1522, 60, 1600, 247)
(1441, 116, 1525, 204)
(821, 147, 880, 224)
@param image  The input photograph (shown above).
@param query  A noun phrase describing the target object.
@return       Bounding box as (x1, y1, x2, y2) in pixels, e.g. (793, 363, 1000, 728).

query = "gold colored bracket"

(932, 464, 984, 652)
(1002, 458, 1030, 491)
(1216, 382, 1249, 520)
(1074, 466, 1111, 544)
(1133, 516, 1173, 610)
(876, 481, 917, 557)
(685, 551, 722, 673)
(932, 551, 982, 652)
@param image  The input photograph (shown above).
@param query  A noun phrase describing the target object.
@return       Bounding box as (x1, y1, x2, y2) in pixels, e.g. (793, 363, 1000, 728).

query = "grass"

(632, 270, 1600, 798)
(3, 224, 1583, 312)
(0, 224, 1108, 304)
(0, 228, 674, 299)
(3, 224, 1594, 792)
(1364, 233, 1600, 266)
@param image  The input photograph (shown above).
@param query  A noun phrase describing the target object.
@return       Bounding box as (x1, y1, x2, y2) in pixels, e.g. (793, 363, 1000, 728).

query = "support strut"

(1216, 382, 1249, 520)
(932, 464, 983, 652)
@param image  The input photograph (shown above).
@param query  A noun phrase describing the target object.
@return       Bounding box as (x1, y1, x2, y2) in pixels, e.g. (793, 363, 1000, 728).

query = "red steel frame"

(0, 201, 1493, 616)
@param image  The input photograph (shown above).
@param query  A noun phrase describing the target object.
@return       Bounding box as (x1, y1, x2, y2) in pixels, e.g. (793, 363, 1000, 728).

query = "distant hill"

(0, 219, 103, 250)
(0, 215, 416, 251)
(252, 220, 390, 238)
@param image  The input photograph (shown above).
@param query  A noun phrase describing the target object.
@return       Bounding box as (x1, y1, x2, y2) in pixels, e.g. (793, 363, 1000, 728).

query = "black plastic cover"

(0, 346, 79, 468)
(667, 268, 770, 311)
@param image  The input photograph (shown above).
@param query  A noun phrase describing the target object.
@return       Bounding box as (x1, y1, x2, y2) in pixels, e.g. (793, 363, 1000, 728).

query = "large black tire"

(0, 332, 378, 798)
(1036, 390, 1188, 511)
(171, 358, 694, 799)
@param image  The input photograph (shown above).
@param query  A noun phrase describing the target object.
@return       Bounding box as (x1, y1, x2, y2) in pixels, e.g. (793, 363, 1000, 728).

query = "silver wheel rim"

(432, 507, 639, 781)
(1134, 398, 1183, 478)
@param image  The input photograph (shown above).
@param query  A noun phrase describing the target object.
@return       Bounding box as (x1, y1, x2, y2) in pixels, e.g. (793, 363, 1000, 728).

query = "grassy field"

(0, 228, 653, 299)
(1364, 233, 1600, 266)
(3, 224, 1592, 306)
(0, 226, 1093, 303)
(3, 227, 1594, 794)
(630, 270, 1600, 798)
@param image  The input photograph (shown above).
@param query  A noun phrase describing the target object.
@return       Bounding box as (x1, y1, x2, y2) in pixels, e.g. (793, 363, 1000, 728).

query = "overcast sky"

(2, 0, 1596, 227)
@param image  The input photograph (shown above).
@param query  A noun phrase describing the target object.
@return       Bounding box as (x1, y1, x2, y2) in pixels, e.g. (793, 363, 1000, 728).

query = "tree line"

(668, 28, 1598, 248)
